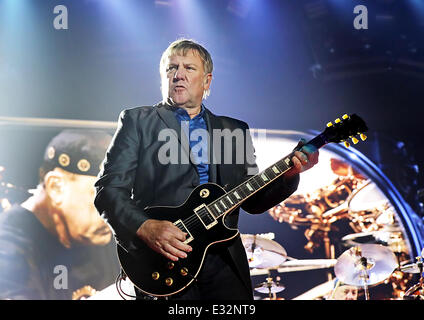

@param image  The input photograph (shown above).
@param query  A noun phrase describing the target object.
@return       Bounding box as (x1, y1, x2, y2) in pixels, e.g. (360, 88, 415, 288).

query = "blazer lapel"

(156, 103, 193, 169)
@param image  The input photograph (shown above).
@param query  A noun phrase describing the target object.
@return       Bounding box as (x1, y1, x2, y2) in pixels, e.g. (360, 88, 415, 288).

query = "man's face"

(58, 173, 112, 246)
(162, 49, 211, 109)
(334, 285, 358, 300)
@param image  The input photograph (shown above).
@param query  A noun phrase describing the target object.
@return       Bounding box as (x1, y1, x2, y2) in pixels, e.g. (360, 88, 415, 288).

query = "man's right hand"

(136, 219, 192, 261)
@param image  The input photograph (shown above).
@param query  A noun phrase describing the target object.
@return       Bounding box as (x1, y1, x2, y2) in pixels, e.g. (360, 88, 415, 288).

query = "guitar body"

(117, 183, 239, 297)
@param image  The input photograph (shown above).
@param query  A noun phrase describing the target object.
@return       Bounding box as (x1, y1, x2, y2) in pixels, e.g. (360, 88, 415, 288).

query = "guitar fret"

(233, 190, 242, 201)
(276, 160, 287, 172)
(245, 182, 254, 192)
(254, 175, 265, 187)
(225, 195, 234, 206)
(250, 177, 261, 189)
(271, 165, 281, 175)
(241, 185, 251, 196)
(265, 167, 276, 179)
(214, 203, 222, 214)
(219, 199, 228, 210)
(222, 196, 233, 207)
(237, 186, 247, 198)
(260, 171, 270, 182)
(283, 157, 291, 168)
(206, 152, 301, 219)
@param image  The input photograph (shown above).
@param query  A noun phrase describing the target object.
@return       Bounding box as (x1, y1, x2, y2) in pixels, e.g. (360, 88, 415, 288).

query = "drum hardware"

(402, 256, 424, 300)
(254, 270, 285, 299)
(334, 244, 398, 300)
(267, 159, 414, 300)
(400, 255, 423, 275)
(249, 258, 338, 276)
(268, 178, 370, 266)
(277, 258, 338, 273)
(385, 270, 413, 299)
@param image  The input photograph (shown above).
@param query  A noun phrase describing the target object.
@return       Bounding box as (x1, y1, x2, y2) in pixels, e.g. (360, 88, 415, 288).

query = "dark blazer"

(94, 102, 299, 294)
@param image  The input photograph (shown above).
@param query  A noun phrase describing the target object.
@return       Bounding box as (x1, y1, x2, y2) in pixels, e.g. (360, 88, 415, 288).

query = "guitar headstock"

(324, 114, 368, 148)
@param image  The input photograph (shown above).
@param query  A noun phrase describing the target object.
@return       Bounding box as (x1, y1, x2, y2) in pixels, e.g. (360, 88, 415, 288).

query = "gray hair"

(160, 38, 213, 103)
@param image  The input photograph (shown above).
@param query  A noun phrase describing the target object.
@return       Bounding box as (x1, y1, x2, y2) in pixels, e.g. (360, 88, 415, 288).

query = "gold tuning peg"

(344, 141, 351, 148)
(342, 114, 349, 119)
(352, 137, 359, 144)
(327, 122, 333, 127)
(360, 133, 367, 141)
(335, 118, 341, 123)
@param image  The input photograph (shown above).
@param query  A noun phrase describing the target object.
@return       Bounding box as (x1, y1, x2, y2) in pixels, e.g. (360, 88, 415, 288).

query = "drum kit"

(243, 232, 423, 300)
(245, 160, 424, 300)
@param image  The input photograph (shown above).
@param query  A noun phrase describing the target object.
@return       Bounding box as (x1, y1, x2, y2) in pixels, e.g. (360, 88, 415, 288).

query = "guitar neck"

(206, 133, 329, 219)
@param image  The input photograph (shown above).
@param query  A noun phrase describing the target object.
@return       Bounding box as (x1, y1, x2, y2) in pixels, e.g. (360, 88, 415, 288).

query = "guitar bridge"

(193, 204, 218, 230)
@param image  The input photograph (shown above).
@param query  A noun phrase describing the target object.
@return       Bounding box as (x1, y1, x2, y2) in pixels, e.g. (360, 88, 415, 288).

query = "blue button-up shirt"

(174, 105, 209, 185)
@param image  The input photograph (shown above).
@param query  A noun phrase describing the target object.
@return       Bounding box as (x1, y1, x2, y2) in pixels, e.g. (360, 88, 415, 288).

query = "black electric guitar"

(117, 113, 368, 297)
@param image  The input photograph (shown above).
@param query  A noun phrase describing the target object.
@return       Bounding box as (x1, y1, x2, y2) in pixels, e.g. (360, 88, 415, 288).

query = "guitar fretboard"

(206, 133, 327, 219)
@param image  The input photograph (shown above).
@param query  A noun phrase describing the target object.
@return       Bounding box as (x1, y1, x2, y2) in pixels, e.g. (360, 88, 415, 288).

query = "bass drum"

(238, 129, 424, 300)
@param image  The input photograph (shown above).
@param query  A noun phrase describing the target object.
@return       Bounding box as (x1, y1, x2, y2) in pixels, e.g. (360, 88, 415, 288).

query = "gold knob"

(360, 133, 367, 141)
(152, 272, 160, 280)
(342, 114, 349, 119)
(167, 262, 175, 269)
(327, 122, 333, 127)
(165, 278, 173, 286)
(344, 141, 351, 148)
(352, 137, 359, 144)
(335, 118, 341, 123)
(180, 267, 188, 276)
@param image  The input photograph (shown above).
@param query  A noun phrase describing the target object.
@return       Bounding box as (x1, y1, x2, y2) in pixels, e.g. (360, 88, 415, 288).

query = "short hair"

(159, 38, 213, 103)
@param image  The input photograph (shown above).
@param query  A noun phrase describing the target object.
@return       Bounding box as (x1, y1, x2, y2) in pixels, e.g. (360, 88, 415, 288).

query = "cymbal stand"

(265, 270, 273, 299)
(417, 256, 423, 288)
(359, 257, 370, 300)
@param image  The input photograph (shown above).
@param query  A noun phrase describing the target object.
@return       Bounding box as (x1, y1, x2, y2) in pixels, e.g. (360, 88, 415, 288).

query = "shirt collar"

(174, 104, 205, 121)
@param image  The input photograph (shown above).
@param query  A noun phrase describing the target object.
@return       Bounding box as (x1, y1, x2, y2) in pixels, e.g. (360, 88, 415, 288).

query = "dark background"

(0, 0, 423, 299)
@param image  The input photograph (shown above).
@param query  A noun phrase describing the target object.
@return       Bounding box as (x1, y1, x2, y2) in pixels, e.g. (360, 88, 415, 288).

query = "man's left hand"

(285, 139, 319, 177)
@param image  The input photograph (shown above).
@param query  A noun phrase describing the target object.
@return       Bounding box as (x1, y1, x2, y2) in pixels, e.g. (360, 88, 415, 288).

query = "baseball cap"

(40, 129, 112, 178)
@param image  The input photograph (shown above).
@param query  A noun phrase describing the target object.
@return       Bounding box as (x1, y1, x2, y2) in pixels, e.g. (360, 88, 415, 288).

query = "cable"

(115, 269, 137, 300)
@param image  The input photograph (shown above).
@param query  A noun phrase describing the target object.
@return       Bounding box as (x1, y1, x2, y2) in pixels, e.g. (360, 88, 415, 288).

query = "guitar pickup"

(193, 204, 218, 230)
(174, 219, 194, 244)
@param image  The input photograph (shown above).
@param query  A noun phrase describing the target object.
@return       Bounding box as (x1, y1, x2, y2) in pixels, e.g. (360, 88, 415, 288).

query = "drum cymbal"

(254, 279, 285, 294)
(348, 182, 388, 213)
(334, 244, 397, 287)
(341, 226, 402, 243)
(241, 234, 287, 269)
(341, 228, 406, 253)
